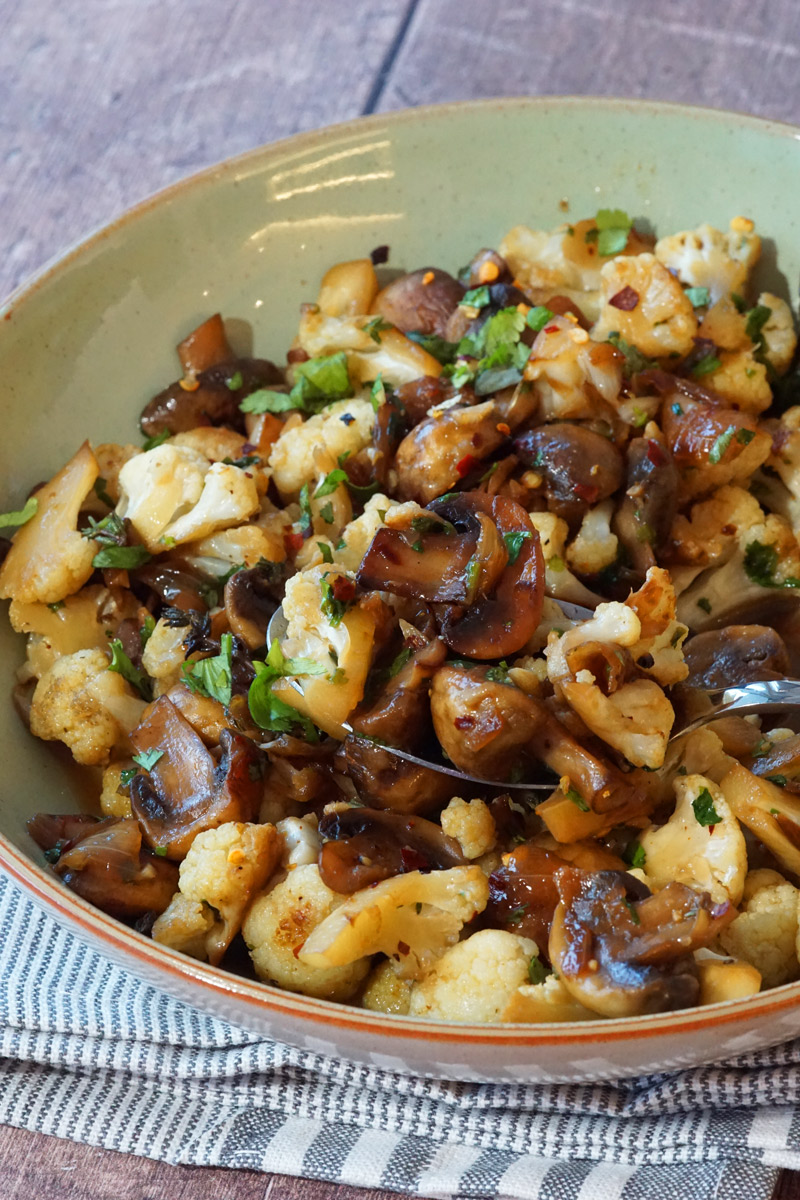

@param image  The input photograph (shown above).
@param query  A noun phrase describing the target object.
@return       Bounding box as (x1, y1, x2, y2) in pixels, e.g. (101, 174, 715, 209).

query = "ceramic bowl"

(3, 97, 800, 1083)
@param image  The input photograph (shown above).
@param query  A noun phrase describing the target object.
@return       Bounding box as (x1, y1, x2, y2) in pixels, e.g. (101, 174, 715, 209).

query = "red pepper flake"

(284, 529, 305, 556)
(400, 846, 429, 872)
(456, 454, 477, 478)
(422, 271, 435, 286)
(292, 942, 305, 959)
(397, 941, 410, 956)
(609, 286, 640, 311)
(454, 715, 475, 730)
(330, 575, 356, 604)
(573, 482, 599, 503)
(287, 347, 310, 365)
(496, 422, 511, 436)
(543, 324, 560, 334)
(721, 523, 736, 535)
(708, 825, 716, 835)
(646, 439, 667, 466)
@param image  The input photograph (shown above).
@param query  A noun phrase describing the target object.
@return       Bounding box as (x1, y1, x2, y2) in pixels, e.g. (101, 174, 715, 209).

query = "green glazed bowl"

(2, 98, 800, 1082)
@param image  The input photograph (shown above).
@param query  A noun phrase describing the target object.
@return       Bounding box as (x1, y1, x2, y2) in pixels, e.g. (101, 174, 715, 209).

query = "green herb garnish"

(182, 632, 233, 706)
(692, 787, 722, 827)
(0, 495, 38, 529)
(240, 351, 352, 415)
(108, 639, 153, 700)
(132, 747, 164, 772)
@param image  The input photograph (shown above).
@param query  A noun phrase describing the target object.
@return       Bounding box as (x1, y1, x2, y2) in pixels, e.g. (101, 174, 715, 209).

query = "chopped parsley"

(108, 639, 153, 700)
(388, 647, 413, 677)
(623, 841, 647, 870)
(410, 514, 457, 536)
(502, 531, 533, 564)
(93, 477, 115, 508)
(370, 374, 386, 413)
(141, 430, 170, 451)
(240, 351, 352, 415)
(737, 428, 755, 445)
(526, 305, 554, 332)
(623, 898, 641, 925)
(451, 305, 530, 395)
(132, 748, 164, 772)
(248, 659, 319, 741)
(226, 370, 244, 390)
(528, 956, 551, 985)
(317, 541, 334, 563)
(565, 785, 590, 812)
(320, 573, 356, 627)
(459, 285, 491, 310)
(745, 303, 772, 357)
(119, 767, 137, 786)
(696, 597, 712, 614)
(405, 331, 459, 364)
(692, 787, 722, 827)
(767, 775, 788, 788)
(607, 332, 655, 376)
(81, 512, 153, 570)
(139, 613, 156, 649)
(319, 502, 334, 524)
(0, 495, 38, 529)
(692, 352, 722, 378)
(507, 903, 529, 926)
(485, 661, 510, 683)
(708, 425, 736, 464)
(744, 540, 800, 589)
(684, 286, 710, 308)
(362, 316, 393, 343)
(182, 632, 233, 706)
(586, 208, 632, 256)
(314, 468, 350, 499)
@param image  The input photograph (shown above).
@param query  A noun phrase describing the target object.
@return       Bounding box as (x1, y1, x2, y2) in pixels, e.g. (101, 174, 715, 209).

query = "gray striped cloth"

(1, 873, 798, 1199)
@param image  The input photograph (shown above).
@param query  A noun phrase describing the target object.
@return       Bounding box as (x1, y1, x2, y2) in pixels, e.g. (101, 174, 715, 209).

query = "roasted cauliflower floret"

(669, 485, 765, 570)
(268, 399, 374, 499)
(625, 567, 689, 687)
(298, 866, 489, 980)
(0, 442, 99, 605)
(592, 253, 697, 357)
(694, 949, 762, 1005)
(408, 929, 539, 1022)
(523, 314, 623, 421)
(296, 309, 442, 389)
(501, 973, 598, 1022)
(719, 870, 800, 988)
(440, 797, 497, 860)
(141, 618, 188, 692)
(273, 564, 379, 737)
(276, 814, 320, 869)
(500, 222, 602, 296)
(360, 959, 413, 1015)
(640, 774, 747, 905)
(29, 648, 146, 766)
(243, 863, 369, 1000)
(565, 501, 619, 577)
(182, 526, 285, 578)
(9, 585, 138, 681)
(655, 220, 761, 304)
(153, 821, 281, 966)
(528, 511, 600, 606)
(99, 761, 134, 818)
(758, 292, 797, 376)
(326, 492, 397, 573)
(698, 349, 771, 414)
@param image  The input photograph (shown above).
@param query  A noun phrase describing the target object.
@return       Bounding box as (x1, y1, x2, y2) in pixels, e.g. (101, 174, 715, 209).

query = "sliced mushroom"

(395, 375, 453, 426)
(224, 565, 281, 650)
(141, 355, 283, 438)
(29, 815, 179, 919)
(372, 268, 464, 338)
(486, 842, 567, 952)
(683, 625, 791, 690)
(612, 435, 679, 578)
(342, 743, 456, 815)
(132, 558, 213, 612)
(549, 869, 734, 1017)
(660, 395, 771, 500)
(129, 696, 263, 858)
(318, 806, 466, 893)
(513, 423, 624, 525)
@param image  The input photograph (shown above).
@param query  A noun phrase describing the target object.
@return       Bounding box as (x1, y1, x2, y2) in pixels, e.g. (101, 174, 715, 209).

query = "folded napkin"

(1, 873, 798, 1200)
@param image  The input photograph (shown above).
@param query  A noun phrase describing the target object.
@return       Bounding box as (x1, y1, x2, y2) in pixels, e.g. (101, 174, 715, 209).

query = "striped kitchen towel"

(0, 871, 798, 1200)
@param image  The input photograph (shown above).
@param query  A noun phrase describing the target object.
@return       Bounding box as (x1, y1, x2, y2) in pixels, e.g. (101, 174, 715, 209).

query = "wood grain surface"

(3, 1, 800, 1197)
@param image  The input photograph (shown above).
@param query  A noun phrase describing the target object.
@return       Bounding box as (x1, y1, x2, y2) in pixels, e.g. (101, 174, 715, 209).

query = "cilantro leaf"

(93, 477, 115, 508)
(588, 208, 632, 256)
(459, 285, 491, 309)
(684, 287, 710, 308)
(607, 332, 655, 376)
(406, 331, 459, 364)
(362, 316, 392, 343)
(692, 787, 722, 827)
(565, 785, 590, 812)
(692, 353, 722, 378)
(240, 352, 352, 415)
(320, 573, 356, 627)
(182, 632, 233, 706)
(744, 540, 800, 589)
(108, 639, 153, 701)
(623, 841, 647, 869)
(526, 305, 554, 333)
(314, 468, 350, 499)
(746, 303, 772, 346)
(247, 659, 319, 741)
(528, 956, 551, 985)
(317, 541, 333, 563)
(0, 495, 38, 529)
(141, 430, 170, 451)
(92, 544, 153, 569)
(388, 647, 413, 677)
(370, 374, 386, 413)
(708, 425, 736, 464)
(265, 638, 328, 680)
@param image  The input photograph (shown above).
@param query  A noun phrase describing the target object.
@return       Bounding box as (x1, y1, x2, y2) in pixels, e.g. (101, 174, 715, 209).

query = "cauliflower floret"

(99, 761, 134, 818)
(316, 257, 379, 317)
(592, 253, 697, 356)
(566, 500, 619, 576)
(244, 863, 369, 1000)
(161, 462, 259, 547)
(296, 309, 442, 389)
(153, 821, 281, 966)
(116, 443, 208, 550)
(640, 774, 747, 905)
(625, 567, 688, 687)
(501, 973, 598, 1022)
(677, 510, 800, 630)
(440, 797, 497, 860)
(719, 870, 800, 988)
(0, 442, 99, 604)
(91, 442, 142, 507)
(9, 585, 139, 681)
(276, 814, 320, 869)
(29, 648, 146, 766)
(669, 486, 765, 569)
(546, 602, 675, 768)
(268, 399, 374, 499)
(655, 220, 761, 304)
(326, 492, 398, 573)
(528, 511, 600, 606)
(500, 222, 602, 295)
(408, 929, 539, 1022)
(360, 959, 413, 1015)
(182, 526, 285, 579)
(523, 314, 623, 421)
(274, 563, 379, 737)
(299, 866, 489, 980)
(141, 618, 188, 692)
(697, 349, 772, 414)
(170, 427, 250, 464)
(758, 292, 797, 376)
(694, 949, 762, 1004)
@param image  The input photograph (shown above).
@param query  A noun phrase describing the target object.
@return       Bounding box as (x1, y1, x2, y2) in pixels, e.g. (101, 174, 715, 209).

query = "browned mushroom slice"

(176, 313, 234, 376)
(549, 869, 734, 1017)
(372, 268, 464, 338)
(35, 816, 179, 919)
(318, 806, 466, 893)
(28, 812, 105, 856)
(459, 248, 512, 290)
(350, 638, 446, 747)
(342, 740, 456, 816)
(140, 356, 284, 438)
(393, 403, 508, 505)
(132, 558, 212, 612)
(660, 394, 770, 499)
(129, 696, 263, 858)
(224, 566, 280, 650)
(486, 843, 567, 952)
(613, 435, 679, 577)
(513, 423, 625, 525)
(683, 625, 791, 689)
(395, 375, 452, 426)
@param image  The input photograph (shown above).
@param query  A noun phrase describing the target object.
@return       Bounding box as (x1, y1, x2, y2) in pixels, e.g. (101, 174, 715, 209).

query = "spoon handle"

(674, 678, 800, 740)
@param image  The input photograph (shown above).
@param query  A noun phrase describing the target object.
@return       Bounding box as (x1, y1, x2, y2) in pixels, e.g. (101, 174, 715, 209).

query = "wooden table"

(3, 0, 800, 1195)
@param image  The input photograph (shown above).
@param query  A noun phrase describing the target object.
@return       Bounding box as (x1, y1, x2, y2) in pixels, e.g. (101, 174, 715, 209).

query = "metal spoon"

(263, 603, 800, 789)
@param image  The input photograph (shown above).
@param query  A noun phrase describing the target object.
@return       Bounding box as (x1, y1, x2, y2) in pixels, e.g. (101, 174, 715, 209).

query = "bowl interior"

(2, 97, 800, 1064)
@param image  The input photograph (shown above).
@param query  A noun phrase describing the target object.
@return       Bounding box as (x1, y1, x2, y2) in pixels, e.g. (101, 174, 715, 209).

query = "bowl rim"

(3, 93, 800, 1048)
